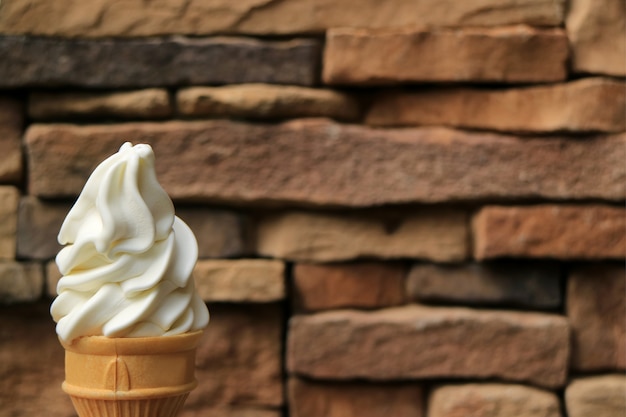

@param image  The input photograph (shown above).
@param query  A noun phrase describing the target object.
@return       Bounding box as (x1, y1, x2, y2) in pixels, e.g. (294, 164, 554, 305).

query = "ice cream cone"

(60, 331, 203, 417)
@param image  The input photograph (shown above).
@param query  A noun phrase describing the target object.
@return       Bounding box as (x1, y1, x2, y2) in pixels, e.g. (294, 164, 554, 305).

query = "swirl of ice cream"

(50, 142, 209, 343)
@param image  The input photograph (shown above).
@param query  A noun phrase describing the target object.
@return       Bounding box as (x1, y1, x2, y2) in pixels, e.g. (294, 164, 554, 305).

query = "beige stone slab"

(0, 262, 44, 303)
(566, 375, 626, 417)
(0, 186, 19, 260)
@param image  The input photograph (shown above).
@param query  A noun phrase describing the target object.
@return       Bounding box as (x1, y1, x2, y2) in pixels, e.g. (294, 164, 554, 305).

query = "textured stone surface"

(29, 89, 172, 120)
(16, 197, 67, 261)
(473, 205, 626, 260)
(565, 375, 626, 417)
(324, 26, 568, 85)
(567, 0, 626, 76)
(25, 121, 625, 205)
(367, 78, 626, 133)
(428, 383, 561, 417)
(0, 302, 74, 417)
(45, 261, 61, 298)
(0, 262, 44, 304)
(0, 98, 23, 183)
(568, 264, 625, 371)
(293, 262, 406, 311)
(194, 259, 285, 303)
(257, 210, 468, 262)
(0, 0, 564, 37)
(178, 84, 360, 120)
(288, 305, 569, 388)
(407, 262, 561, 309)
(187, 304, 283, 408)
(289, 378, 423, 417)
(0, 36, 320, 88)
(0, 187, 19, 260)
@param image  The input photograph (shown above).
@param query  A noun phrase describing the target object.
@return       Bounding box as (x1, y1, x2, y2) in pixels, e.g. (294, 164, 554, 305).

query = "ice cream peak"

(51, 142, 209, 343)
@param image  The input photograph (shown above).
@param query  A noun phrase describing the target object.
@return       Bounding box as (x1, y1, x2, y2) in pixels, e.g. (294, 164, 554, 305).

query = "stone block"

(565, 374, 626, 417)
(0, 262, 44, 304)
(0, 98, 23, 183)
(0, 186, 19, 260)
(16, 197, 67, 261)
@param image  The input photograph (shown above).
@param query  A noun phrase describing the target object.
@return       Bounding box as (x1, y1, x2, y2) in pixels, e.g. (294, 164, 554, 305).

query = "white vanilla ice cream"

(51, 142, 209, 343)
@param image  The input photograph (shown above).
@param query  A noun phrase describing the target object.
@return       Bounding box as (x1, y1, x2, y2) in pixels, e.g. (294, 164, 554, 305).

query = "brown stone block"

(567, 0, 626, 76)
(428, 383, 561, 417)
(367, 78, 626, 133)
(194, 259, 285, 303)
(29, 89, 172, 120)
(45, 261, 61, 298)
(287, 305, 570, 388)
(293, 262, 406, 311)
(0, 186, 19, 260)
(188, 304, 283, 408)
(16, 196, 68, 261)
(25, 121, 625, 204)
(0, 262, 43, 304)
(0, 0, 564, 37)
(565, 374, 626, 417)
(289, 378, 423, 417)
(177, 84, 360, 121)
(324, 26, 568, 85)
(257, 210, 468, 262)
(473, 205, 626, 260)
(0, 98, 23, 183)
(0, 302, 74, 417)
(567, 264, 625, 371)
(0, 36, 320, 88)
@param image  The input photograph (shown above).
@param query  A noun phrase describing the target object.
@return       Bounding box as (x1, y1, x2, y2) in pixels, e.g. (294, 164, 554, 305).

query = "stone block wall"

(0, 1, 625, 416)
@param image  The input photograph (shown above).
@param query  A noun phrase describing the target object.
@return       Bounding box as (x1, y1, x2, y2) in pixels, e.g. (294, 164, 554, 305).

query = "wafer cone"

(60, 331, 203, 417)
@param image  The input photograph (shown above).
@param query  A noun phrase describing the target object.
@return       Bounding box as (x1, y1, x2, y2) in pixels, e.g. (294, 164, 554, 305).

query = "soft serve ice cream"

(51, 142, 209, 343)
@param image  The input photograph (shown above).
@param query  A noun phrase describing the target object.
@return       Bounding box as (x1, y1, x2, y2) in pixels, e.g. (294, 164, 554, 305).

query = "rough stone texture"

(407, 262, 562, 309)
(176, 207, 249, 259)
(0, 187, 19, 261)
(0, 0, 565, 37)
(178, 84, 360, 121)
(288, 305, 569, 388)
(567, 264, 625, 371)
(16, 197, 68, 261)
(0, 262, 43, 304)
(194, 259, 285, 303)
(565, 374, 626, 417)
(24, 121, 625, 205)
(293, 262, 406, 311)
(28, 89, 172, 120)
(257, 210, 468, 262)
(0, 36, 320, 88)
(289, 378, 423, 417)
(0, 98, 23, 183)
(0, 302, 75, 417)
(567, 0, 626, 76)
(428, 383, 561, 417)
(187, 304, 283, 408)
(473, 205, 626, 260)
(366, 78, 626, 133)
(324, 26, 568, 85)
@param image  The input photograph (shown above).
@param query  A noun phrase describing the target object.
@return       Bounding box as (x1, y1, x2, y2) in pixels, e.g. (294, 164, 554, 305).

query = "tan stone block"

(324, 26, 568, 85)
(45, 261, 61, 298)
(567, 0, 626, 76)
(289, 378, 423, 417)
(0, 98, 23, 183)
(473, 205, 626, 260)
(0, 186, 19, 260)
(0, 262, 43, 303)
(293, 262, 406, 311)
(178, 84, 359, 121)
(0, 0, 564, 37)
(16, 197, 68, 260)
(287, 305, 569, 388)
(257, 210, 468, 262)
(428, 383, 561, 417)
(29, 89, 172, 120)
(567, 264, 625, 371)
(367, 78, 626, 133)
(565, 375, 626, 417)
(194, 259, 285, 303)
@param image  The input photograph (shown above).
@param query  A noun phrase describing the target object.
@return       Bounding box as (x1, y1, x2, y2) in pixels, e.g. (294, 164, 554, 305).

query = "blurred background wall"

(0, 0, 625, 416)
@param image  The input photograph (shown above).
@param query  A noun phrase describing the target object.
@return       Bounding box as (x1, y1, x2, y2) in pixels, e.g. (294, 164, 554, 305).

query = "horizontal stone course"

(287, 305, 569, 388)
(0, 98, 23, 183)
(24, 121, 626, 205)
(565, 374, 626, 417)
(324, 26, 568, 85)
(0, 36, 320, 88)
